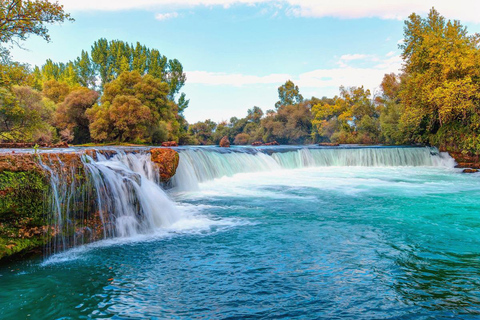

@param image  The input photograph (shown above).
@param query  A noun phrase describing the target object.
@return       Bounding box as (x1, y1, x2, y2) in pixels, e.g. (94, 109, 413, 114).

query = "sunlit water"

(1, 148, 480, 319)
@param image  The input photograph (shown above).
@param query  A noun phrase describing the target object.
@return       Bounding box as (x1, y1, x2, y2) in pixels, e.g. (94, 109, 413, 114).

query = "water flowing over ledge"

(0, 145, 455, 260)
(172, 146, 456, 190)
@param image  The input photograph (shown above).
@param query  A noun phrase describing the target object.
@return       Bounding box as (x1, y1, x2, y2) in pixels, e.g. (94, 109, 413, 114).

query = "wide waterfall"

(172, 146, 455, 190)
(22, 146, 456, 255)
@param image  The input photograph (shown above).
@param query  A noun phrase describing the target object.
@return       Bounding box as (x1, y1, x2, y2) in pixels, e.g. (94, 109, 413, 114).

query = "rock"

(264, 141, 279, 146)
(462, 168, 478, 173)
(219, 136, 230, 148)
(161, 141, 178, 147)
(319, 142, 339, 146)
(251, 141, 263, 146)
(150, 148, 180, 181)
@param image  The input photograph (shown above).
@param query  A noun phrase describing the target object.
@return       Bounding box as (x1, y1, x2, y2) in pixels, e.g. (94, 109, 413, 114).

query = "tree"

(42, 79, 70, 104)
(399, 7, 480, 151)
(311, 86, 380, 144)
(55, 87, 98, 144)
(0, 0, 73, 45)
(87, 71, 177, 143)
(75, 50, 95, 89)
(246, 106, 263, 123)
(275, 80, 303, 109)
(234, 133, 250, 145)
(0, 49, 32, 87)
(188, 119, 216, 145)
(0, 86, 56, 142)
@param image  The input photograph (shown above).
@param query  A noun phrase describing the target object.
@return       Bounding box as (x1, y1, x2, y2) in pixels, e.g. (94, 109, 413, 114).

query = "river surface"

(1, 147, 480, 319)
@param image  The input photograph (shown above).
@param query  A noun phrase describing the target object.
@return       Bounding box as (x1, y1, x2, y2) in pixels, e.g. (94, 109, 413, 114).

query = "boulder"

(161, 141, 178, 147)
(462, 168, 478, 173)
(264, 141, 279, 146)
(251, 141, 263, 146)
(219, 136, 230, 148)
(150, 148, 180, 181)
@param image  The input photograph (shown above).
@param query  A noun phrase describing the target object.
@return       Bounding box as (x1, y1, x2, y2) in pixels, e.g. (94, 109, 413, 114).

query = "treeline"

(1, 7, 479, 154)
(189, 8, 480, 155)
(0, 39, 191, 144)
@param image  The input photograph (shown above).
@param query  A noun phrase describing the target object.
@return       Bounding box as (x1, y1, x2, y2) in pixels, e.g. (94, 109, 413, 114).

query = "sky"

(9, 0, 480, 123)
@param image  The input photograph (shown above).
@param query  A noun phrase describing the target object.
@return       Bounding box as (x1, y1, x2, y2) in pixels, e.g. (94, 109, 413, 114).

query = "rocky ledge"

(0, 148, 179, 261)
(448, 151, 480, 172)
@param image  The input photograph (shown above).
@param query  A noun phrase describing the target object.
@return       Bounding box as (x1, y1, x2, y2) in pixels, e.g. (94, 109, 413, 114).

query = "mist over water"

(1, 146, 480, 319)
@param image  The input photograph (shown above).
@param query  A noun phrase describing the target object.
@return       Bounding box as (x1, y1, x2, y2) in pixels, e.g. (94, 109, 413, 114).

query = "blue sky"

(10, 0, 480, 123)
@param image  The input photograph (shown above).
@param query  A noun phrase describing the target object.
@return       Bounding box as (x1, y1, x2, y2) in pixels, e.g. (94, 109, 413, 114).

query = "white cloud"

(186, 71, 289, 86)
(58, 0, 480, 23)
(339, 54, 371, 61)
(186, 52, 402, 95)
(155, 12, 179, 20)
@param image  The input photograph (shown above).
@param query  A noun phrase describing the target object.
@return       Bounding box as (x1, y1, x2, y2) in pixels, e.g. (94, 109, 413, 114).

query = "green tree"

(87, 71, 176, 143)
(275, 80, 304, 109)
(188, 119, 216, 145)
(75, 50, 95, 88)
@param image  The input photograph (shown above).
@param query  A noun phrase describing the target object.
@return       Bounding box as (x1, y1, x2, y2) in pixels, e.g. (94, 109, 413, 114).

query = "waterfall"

(171, 146, 455, 190)
(40, 150, 181, 255)
(31, 145, 455, 256)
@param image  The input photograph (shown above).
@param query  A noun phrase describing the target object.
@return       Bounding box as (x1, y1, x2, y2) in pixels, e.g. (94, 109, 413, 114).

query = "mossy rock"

(0, 170, 50, 260)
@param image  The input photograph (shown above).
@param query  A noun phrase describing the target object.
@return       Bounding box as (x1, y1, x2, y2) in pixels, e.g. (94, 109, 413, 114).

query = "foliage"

(0, 86, 56, 143)
(87, 71, 177, 143)
(275, 80, 304, 109)
(38, 39, 188, 104)
(55, 87, 99, 144)
(398, 8, 480, 152)
(42, 79, 71, 103)
(311, 86, 380, 144)
(188, 119, 217, 145)
(234, 133, 250, 145)
(0, 0, 73, 45)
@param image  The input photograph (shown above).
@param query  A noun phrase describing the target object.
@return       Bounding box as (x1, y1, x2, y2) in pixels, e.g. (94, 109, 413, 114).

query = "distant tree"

(311, 86, 380, 144)
(188, 119, 216, 145)
(246, 106, 264, 123)
(75, 50, 96, 89)
(0, 0, 73, 45)
(262, 102, 313, 144)
(234, 133, 250, 145)
(275, 80, 303, 109)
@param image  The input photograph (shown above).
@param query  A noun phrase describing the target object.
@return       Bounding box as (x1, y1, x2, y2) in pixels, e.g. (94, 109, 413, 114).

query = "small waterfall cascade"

(38, 150, 180, 255)
(172, 146, 456, 190)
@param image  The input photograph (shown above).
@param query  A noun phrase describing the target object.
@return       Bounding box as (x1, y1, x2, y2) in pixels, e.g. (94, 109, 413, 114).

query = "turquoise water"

(1, 149, 480, 319)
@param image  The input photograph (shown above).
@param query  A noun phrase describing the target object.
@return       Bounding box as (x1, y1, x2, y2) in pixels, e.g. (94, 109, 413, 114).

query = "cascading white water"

(171, 147, 456, 190)
(82, 151, 181, 237)
(40, 150, 182, 255)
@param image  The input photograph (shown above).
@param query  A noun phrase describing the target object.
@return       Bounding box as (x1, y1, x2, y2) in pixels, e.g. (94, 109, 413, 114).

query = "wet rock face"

(219, 136, 230, 148)
(150, 148, 180, 182)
